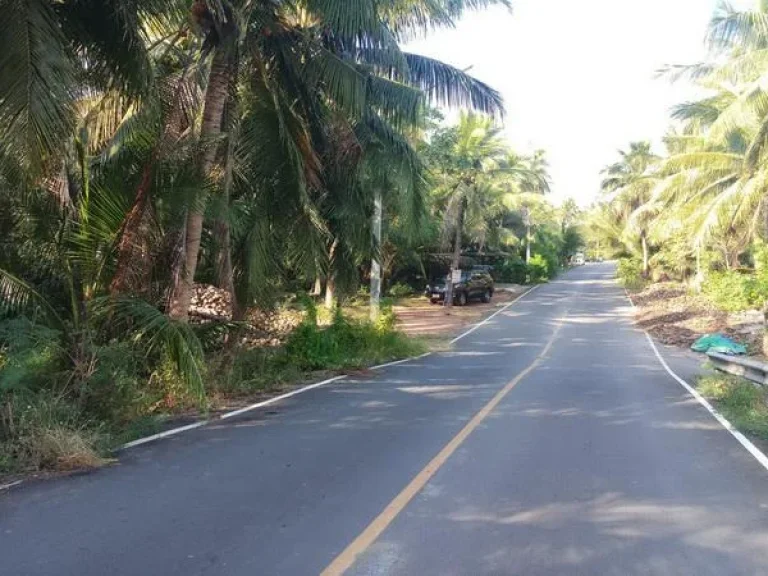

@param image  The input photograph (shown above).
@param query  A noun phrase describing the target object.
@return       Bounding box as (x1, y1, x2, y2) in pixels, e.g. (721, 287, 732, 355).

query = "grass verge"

(697, 374, 768, 441)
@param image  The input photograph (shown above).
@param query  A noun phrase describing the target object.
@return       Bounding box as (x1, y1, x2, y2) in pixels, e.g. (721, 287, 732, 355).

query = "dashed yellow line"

(321, 319, 565, 575)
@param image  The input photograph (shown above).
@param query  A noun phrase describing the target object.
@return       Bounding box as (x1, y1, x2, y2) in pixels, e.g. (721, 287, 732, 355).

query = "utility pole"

(370, 190, 382, 322)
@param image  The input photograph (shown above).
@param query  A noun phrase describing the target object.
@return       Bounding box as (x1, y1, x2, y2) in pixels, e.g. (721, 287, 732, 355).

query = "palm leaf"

(0, 267, 65, 330)
(91, 296, 205, 400)
(404, 53, 504, 116)
(0, 0, 77, 175)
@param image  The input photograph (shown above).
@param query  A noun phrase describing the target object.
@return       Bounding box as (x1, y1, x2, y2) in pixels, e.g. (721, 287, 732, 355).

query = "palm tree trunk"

(213, 217, 238, 318)
(325, 275, 336, 309)
(325, 238, 339, 309)
(311, 275, 323, 296)
(693, 241, 704, 293)
(525, 224, 532, 264)
(445, 200, 464, 312)
(112, 63, 193, 296)
(110, 163, 153, 295)
(641, 230, 649, 277)
(213, 97, 240, 320)
(370, 190, 382, 321)
(169, 48, 231, 321)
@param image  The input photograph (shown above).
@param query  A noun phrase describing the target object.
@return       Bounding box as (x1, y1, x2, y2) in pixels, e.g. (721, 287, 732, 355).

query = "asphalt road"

(2, 263, 768, 575)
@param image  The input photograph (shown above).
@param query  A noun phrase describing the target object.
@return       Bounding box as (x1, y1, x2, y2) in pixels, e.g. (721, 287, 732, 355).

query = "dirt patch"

(631, 282, 764, 354)
(394, 286, 528, 337)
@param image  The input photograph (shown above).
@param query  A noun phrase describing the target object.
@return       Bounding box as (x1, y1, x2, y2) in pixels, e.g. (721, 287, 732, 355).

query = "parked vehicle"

(425, 270, 495, 305)
(573, 253, 585, 266)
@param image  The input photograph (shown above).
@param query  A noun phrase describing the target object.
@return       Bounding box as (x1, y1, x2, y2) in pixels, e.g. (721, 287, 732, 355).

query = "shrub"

(496, 259, 527, 284)
(0, 318, 64, 395)
(285, 311, 424, 371)
(617, 258, 646, 290)
(387, 282, 414, 298)
(214, 346, 301, 396)
(374, 304, 397, 331)
(702, 270, 768, 312)
(527, 255, 549, 283)
(697, 374, 768, 440)
(79, 342, 150, 424)
(0, 392, 105, 473)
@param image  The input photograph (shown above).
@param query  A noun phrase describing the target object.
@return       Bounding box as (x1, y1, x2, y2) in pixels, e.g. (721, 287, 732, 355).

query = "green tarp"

(691, 333, 747, 355)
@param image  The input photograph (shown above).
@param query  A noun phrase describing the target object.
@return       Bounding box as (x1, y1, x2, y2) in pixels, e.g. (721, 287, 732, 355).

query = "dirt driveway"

(394, 285, 528, 338)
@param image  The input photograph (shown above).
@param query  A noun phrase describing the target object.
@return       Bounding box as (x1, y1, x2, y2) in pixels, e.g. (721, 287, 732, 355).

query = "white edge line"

(0, 480, 23, 492)
(118, 375, 347, 450)
(119, 421, 209, 450)
(369, 352, 432, 371)
(625, 288, 768, 473)
(118, 287, 539, 451)
(119, 352, 437, 450)
(218, 375, 347, 421)
(450, 284, 540, 345)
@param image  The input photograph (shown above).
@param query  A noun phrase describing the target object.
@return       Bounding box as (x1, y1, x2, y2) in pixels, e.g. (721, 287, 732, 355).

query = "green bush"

(79, 342, 150, 425)
(697, 374, 768, 440)
(702, 270, 768, 312)
(387, 282, 414, 298)
(285, 311, 424, 371)
(496, 259, 527, 284)
(215, 347, 302, 396)
(0, 318, 64, 395)
(527, 255, 549, 283)
(617, 258, 646, 290)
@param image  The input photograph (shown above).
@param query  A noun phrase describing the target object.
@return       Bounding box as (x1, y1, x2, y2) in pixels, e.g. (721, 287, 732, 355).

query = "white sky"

(407, 0, 754, 206)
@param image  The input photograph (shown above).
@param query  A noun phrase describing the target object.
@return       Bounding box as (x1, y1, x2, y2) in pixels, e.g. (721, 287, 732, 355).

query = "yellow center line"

(320, 319, 565, 576)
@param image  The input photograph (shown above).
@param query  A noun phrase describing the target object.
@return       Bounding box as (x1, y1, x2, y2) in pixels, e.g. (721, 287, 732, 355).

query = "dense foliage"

(1, 0, 528, 473)
(589, 2, 768, 315)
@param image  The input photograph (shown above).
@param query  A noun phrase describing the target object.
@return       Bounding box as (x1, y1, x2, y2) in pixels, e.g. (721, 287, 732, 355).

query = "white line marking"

(369, 352, 432, 371)
(119, 288, 540, 451)
(625, 288, 768, 473)
(450, 285, 540, 345)
(119, 421, 209, 450)
(118, 375, 349, 450)
(0, 480, 22, 492)
(218, 375, 347, 420)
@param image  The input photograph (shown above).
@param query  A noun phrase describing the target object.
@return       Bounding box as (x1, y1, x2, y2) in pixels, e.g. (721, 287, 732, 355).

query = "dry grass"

(4, 425, 106, 474)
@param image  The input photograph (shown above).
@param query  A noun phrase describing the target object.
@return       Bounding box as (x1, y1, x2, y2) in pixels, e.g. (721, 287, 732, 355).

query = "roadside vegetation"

(697, 374, 768, 442)
(588, 2, 768, 354)
(0, 1, 583, 477)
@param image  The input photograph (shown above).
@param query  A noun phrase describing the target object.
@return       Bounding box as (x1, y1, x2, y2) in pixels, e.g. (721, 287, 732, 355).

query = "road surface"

(2, 263, 768, 575)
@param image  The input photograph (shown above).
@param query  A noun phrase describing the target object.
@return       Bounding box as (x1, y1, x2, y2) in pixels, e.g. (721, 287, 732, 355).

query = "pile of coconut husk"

(189, 284, 305, 347)
(189, 284, 233, 321)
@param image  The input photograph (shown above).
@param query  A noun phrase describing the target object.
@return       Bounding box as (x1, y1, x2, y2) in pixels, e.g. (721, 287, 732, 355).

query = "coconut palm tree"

(167, 0, 508, 321)
(600, 142, 659, 275)
(426, 112, 540, 309)
(0, 0, 187, 178)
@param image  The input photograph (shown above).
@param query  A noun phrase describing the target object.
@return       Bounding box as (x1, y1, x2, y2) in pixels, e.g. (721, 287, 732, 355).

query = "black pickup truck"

(425, 269, 495, 305)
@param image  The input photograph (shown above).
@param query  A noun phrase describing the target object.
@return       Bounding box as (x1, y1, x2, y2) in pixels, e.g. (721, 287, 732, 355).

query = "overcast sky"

(407, 0, 753, 206)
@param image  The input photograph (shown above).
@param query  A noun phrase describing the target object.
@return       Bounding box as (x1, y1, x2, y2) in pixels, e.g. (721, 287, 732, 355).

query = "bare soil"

(631, 282, 764, 355)
(394, 286, 528, 338)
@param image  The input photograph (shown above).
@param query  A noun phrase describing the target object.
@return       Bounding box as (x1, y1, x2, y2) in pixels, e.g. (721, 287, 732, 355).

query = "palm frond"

(404, 53, 504, 117)
(0, 0, 77, 174)
(0, 267, 65, 330)
(91, 296, 205, 400)
(707, 3, 768, 52)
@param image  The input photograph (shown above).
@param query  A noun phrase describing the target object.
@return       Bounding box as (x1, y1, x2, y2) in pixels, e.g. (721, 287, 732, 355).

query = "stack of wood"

(189, 284, 233, 321)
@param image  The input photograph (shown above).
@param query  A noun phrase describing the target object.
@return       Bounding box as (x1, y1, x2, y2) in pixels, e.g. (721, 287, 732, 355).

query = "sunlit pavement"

(2, 263, 768, 575)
